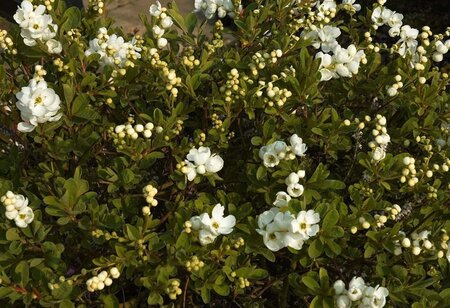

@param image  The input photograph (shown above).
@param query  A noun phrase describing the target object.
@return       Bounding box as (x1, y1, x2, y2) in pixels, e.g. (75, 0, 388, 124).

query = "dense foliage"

(0, 0, 449, 307)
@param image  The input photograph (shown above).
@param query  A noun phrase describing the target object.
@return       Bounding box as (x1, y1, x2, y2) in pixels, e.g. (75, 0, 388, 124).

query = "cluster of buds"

(86, 267, 120, 292)
(183, 219, 193, 233)
(166, 280, 182, 300)
(257, 80, 292, 107)
(91, 229, 119, 240)
(400, 156, 418, 187)
(162, 67, 181, 97)
(432, 39, 450, 62)
(87, 0, 105, 14)
(33, 65, 47, 81)
(149, 1, 173, 49)
(236, 276, 250, 289)
(211, 113, 223, 130)
(53, 58, 71, 75)
(394, 230, 435, 256)
(386, 74, 404, 97)
(0, 30, 17, 55)
(67, 28, 82, 42)
(419, 26, 433, 47)
(205, 20, 224, 54)
(196, 132, 206, 146)
(437, 230, 449, 259)
(1, 191, 34, 228)
(249, 49, 283, 76)
(368, 115, 390, 162)
(374, 204, 401, 227)
(185, 256, 205, 272)
(142, 184, 158, 215)
(232, 237, 245, 249)
(182, 47, 200, 69)
(426, 186, 438, 199)
(170, 119, 184, 137)
(112, 121, 155, 141)
(43, 0, 56, 11)
(220, 68, 245, 104)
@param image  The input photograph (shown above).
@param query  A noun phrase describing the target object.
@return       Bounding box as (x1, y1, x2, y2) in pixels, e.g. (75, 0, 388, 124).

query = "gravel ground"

(85, 0, 194, 33)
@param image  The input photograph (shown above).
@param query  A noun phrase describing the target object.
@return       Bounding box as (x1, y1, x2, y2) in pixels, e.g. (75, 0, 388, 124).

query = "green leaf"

(59, 299, 75, 308)
(6, 228, 20, 241)
(322, 209, 339, 230)
(15, 261, 29, 286)
(308, 238, 323, 258)
(63, 84, 75, 105)
(147, 291, 163, 305)
(99, 294, 119, 308)
(302, 276, 320, 293)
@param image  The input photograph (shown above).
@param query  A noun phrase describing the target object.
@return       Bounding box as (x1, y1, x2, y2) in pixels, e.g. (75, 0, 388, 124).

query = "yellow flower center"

(212, 222, 219, 229)
(300, 222, 307, 230)
(35, 96, 43, 105)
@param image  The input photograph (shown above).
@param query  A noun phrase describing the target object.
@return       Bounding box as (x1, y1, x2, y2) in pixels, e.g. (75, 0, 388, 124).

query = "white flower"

(14, 206, 34, 228)
(184, 146, 224, 181)
(362, 285, 389, 308)
(372, 147, 386, 161)
(189, 215, 203, 230)
(257, 207, 279, 230)
(261, 211, 292, 251)
(205, 154, 224, 173)
(149, 1, 162, 16)
(157, 37, 168, 49)
(371, 7, 393, 26)
(184, 161, 198, 181)
(198, 229, 216, 245)
(287, 183, 304, 198)
(290, 134, 307, 156)
(333, 280, 346, 295)
(46, 39, 62, 54)
(152, 25, 165, 38)
(289, 210, 320, 239)
(273, 191, 291, 208)
(343, 0, 361, 11)
(397, 25, 419, 56)
(315, 26, 341, 53)
(262, 149, 280, 168)
(200, 203, 236, 236)
(285, 172, 300, 185)
(347, 276, 366, 301)
(160, 16, 173, 29)
(85, 28, 141, 68)
(336, 295, 351, 308)
(16, 78, 62, 132)
(13, 1, 58, 47)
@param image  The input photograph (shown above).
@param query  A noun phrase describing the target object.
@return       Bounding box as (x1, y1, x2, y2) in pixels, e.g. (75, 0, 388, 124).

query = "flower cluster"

(371, 6, 404, 37)
(87, 0, 105, 15)
(259, 134, 307, 168)
(86, 267, 120, 292)
(1, 191, 34, 228)
(284, 170, 306, 198)
(194, 0, 240, 20)
(394, 230, 435, 257)
(142, 184, 158, 215)
(0, 30, 17, 55)
(333, 276, 389, 308)
(185, 256, 204, 272)
(113, 121, 155, 140)
(85, 28, 141, 70)
(181, 146, 224, 181)
(149, 1, 173, 49)
(316, 44, 366, 81)
(15, 76, 62, 133)
(185, 203, 236, 246)
(400, 156, 418, 187)
(369, 115, 390, 162)
(166, 280, 182, 300)
(256, 208, 320, 252)
(432, 40, 450, 62)
(13, 0, 61, 52)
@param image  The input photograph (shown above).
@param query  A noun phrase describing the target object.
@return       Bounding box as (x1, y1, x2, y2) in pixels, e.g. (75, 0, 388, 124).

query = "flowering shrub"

(0, 0, 449, 306)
